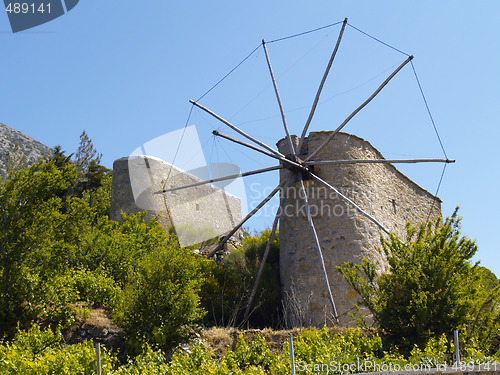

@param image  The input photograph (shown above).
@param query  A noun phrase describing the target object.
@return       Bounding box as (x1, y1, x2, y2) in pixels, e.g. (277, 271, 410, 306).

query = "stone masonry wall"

(110, 155, 242, 248)
(277, 132, 442, 327)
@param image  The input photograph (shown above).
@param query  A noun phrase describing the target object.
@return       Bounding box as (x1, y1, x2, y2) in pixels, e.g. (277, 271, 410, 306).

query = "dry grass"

(84, 307, 115, 330)
(200, 326, 350, 358)
(200, 325, 378, 359)
(64, 303, 123, 347)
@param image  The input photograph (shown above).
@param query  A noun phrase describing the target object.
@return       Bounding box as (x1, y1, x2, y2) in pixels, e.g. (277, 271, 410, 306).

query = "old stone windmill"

(112, 18, 454, 327)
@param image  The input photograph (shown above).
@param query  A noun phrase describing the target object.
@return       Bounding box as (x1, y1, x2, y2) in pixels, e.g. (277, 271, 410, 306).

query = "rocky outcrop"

(0, 123, 52, 179)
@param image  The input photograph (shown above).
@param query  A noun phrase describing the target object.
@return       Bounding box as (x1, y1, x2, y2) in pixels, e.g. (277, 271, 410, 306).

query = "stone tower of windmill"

(277, 132, 442, 327)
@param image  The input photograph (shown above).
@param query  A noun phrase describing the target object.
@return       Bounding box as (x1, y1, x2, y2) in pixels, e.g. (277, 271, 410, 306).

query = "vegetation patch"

(1, 131, 499, 373)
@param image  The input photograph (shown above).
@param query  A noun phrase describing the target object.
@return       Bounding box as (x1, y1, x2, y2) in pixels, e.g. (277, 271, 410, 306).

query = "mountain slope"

(0, 123, 52, 179)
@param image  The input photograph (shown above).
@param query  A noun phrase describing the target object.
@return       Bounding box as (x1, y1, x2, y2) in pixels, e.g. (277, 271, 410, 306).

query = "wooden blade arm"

(298, 175, 339, 323)
(297, 18, 348, 154)
(305, 55, 414, 161)
(207, 179, 287, 258)
(190, 99, 285, 158)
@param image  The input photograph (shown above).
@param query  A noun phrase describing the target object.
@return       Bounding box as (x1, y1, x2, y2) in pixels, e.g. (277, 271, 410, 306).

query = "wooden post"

(305, 55, 414, 162)
(454, 330, 461, 366)
(297, 18, 348, 154)
(95, 342, 101, 375)
(190, 99, 285, 158)
(289, 334, 296, 375)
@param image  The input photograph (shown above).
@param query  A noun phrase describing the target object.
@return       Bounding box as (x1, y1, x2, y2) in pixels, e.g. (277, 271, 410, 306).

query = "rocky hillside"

(0, 123, 52, 179)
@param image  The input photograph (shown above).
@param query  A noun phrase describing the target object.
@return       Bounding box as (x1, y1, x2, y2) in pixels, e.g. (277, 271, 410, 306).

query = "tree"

(52, 133, 112, 216)
(0, 157, 113, 332)
(49, 145, 73, 170)
(73, 130, 110, 196)
(116, 230, 206, 351)
(0, 161, 77, 331)
(338, 209, 500, 353)
(74, 130, 101, 173)
(76, 212, 168, 287)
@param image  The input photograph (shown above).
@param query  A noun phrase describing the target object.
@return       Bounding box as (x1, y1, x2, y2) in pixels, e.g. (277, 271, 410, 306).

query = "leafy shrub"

(114, 344, 171, 374)
(77, 213, 168, 287)
(200, 253, 249, 327)
(1, 325, 497, 374)
(16, 267, 121, 330)
(224, 334, 281, 374)
(0, 324, 116, 374)
(30, 271, 82, 328)
(0, 161, 77, 333)
(339, 209, 500, 353)
(115, 234, 206, 351)
(0, 156, 115, 333)
(72, 268, 122, 308)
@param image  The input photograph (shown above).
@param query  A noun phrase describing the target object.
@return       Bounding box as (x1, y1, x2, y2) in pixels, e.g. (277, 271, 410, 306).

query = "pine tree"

(73, 131, 108, 195)
(74, 130, 101, 174)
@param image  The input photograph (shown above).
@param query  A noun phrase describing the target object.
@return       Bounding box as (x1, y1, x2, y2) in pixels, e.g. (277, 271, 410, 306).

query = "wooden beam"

(297, 18, 348, 154)
(213, 130, 305, 170)
(305, 55, 414, 162)
(155, 165, 283, 194)
(190, 99, 285, 158)
(262, 39, 296, 157)
(207, 179, 287, 258)
(305, 158, 455, 165)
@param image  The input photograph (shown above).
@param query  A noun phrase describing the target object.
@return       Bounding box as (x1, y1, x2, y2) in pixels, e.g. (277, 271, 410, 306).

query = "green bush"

(115, 234, 206, 351)
(224, 334, 282, 374)
(0, 161, 77, 333)
(72, 268, 122, 308)
(77, 213, 168, 287)
(18, 267, 121, 329)
(114, 344, 171, 374)
(339, 209, 500, 354)
(0, 156, 115, 333)
(1, 325, 498, 374)
(0, 324, 116, 374)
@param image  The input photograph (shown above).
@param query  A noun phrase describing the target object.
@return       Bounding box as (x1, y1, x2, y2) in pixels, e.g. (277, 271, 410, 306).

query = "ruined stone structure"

(110, 155, 243, 248)
(277, 132, 442, 327)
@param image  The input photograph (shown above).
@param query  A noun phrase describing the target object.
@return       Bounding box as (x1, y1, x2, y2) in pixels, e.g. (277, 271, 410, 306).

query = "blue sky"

(1, 2, 499, 276)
